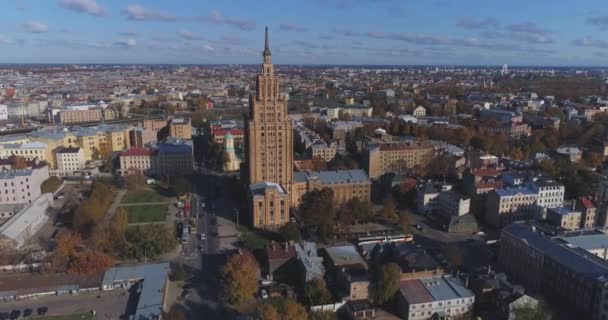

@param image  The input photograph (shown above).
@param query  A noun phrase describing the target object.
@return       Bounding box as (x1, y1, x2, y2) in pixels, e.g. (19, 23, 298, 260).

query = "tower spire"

(263, 26, 271, 58)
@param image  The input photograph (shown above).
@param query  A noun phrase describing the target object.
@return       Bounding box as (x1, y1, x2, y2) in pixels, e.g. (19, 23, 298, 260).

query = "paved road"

(169, 172, 242, 320)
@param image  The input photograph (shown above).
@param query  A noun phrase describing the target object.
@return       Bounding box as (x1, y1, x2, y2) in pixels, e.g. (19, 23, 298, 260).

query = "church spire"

(263, 26, 271, 62)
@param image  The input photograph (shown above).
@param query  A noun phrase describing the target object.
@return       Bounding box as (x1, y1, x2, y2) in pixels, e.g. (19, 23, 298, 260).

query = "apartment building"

(311, 141, 337, 161)
(291, 170, 371, 207)
(486, 187, 539, 227)
(499, 222, 608, 320)
(59, 108, 102, 124)
(0, 163, 49, 207)
(397, 276, 475, 320)
(129, 127, 156, 148)
(546, 207, 582, 231)
(577, 197, 598, 229)
(55, 147, 85, 175)
(367, 140, 435, 179)
(212, 128, 245, 145)
(529, 179, 564, 218)
(118, 148, 156, 176)
(0, 141, 50, 164)
(169, 118, 192, 140)
(142, 118, 167, 133)
(155, 140, 193, 176)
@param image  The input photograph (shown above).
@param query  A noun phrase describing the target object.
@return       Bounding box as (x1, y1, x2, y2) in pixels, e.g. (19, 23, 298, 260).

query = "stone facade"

(246, 28, 294, 229)
(367, 140, 435, 179)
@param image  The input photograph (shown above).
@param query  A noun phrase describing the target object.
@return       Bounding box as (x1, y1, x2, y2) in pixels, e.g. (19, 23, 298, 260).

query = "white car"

(200, 233, 206, 241)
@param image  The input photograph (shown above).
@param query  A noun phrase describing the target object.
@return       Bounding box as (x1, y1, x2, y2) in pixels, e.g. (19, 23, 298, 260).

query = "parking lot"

(0, 290, 130, 319)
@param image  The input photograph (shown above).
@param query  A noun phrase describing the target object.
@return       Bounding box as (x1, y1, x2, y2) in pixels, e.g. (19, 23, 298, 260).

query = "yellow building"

(367, 140, 435, 179)
(59, 109, 103, 124)
(0, 141, 50, 164)
(169, 118, 192, 140)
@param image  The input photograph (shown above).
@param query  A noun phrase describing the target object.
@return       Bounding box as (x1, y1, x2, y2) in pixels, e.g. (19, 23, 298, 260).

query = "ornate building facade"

(246, 28, 294, 228)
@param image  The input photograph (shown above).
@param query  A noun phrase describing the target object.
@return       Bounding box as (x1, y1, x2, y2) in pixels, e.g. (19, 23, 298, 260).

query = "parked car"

(23, 309, 32, 318)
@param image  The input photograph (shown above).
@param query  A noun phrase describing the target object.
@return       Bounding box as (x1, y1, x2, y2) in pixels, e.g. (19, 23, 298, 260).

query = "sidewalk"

(103, 189, 126, 225)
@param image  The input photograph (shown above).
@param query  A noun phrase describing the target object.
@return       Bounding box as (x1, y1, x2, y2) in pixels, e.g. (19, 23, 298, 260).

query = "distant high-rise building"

(501, 64, 509, 75)
(246, 27, 293, 229)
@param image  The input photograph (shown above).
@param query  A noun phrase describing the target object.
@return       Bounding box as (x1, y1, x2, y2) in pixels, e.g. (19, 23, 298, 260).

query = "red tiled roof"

(266, 244, 296, 261)
(121, 148, 156, 157)
(213, 129, 245, 136)
(472, 168, 502, 177)
(579, 197, 596, 209)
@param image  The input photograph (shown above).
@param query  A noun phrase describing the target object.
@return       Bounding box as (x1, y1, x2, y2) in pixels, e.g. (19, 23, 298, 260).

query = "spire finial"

(263, 26, 271, 57)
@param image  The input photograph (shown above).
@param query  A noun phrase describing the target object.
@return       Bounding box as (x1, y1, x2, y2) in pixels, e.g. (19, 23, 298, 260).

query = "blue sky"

(2, 0, 608, 65)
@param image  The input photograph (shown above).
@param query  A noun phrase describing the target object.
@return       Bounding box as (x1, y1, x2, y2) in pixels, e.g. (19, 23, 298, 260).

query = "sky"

(2, 0, 608, 66)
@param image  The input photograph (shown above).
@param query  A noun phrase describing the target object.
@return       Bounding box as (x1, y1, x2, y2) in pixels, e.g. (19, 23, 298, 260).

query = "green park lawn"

(121, 188, 169, 204)
(125, 205, 167, 224)
(34, 313, 95, 320)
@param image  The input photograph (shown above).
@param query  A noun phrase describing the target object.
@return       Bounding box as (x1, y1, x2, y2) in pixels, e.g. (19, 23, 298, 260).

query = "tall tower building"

(246, 27, 293, 228)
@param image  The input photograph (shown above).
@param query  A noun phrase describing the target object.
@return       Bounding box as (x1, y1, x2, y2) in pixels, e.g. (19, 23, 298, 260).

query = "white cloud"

(123, 4, 176, 21)
(196, 10, 255, 31)
(23, 21, 49, 33)
(114, 37, 137, 48)
(178, 29, 203, 40)
(58, 0, 106, 16)
(0, 35, 12, 44)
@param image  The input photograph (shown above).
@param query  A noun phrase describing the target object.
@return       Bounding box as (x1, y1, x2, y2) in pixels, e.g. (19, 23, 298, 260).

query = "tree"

(121, 224, 178, 260)
(282, 299, 308, 320)
(12, 156, 28, 169)
(253, 303, 279, 320)
(311, 157, 328, 171)
(125, 173, 146, 190)
(399, 210, 412, 234)
(512, 303, 552, 320)
(66, 250, 115, 275)
(219, 250, 260, 306)
(280, 223, 302, 242)
(444, 244, 465, 269)
(41, 176, 62, 194)
(299, 188, 335, 241)
(338, 197, 373, 225)
(166, 305, 187, 320)
(373, 262, 401, 305)
(584, 151, 604, 168)
(171, 176, 192, 196)
(380, 196, 399, 224)
(305, 277, 332, 305)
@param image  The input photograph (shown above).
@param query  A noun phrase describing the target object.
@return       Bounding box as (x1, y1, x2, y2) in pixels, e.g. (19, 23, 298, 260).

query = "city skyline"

(2, 0, 608, 66)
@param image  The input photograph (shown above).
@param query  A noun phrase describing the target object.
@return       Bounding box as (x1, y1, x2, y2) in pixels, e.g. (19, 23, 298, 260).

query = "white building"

(413, 106, 426, 117)
(397, 276, 475, 320)
(0, 104, 8, 120)
(417, 183, 470, 215)
(0, 141, 49, 163)
(0, 193, 53, 248)
(55, 147, 86, 175)
(0, 163, 49, 206)
(528, 179, 565, 218)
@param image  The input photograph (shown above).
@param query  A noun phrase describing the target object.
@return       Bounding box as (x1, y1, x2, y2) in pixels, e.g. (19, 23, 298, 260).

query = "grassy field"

(34, 313, 95, 320)
(126, 205, 167, 223)
(121, 188, 169, 204)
